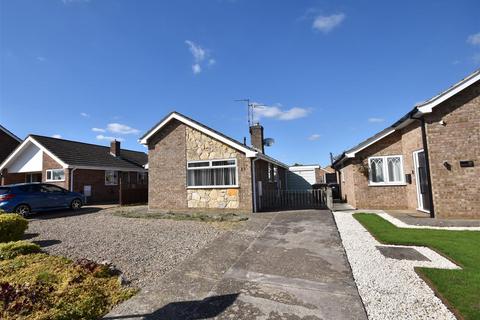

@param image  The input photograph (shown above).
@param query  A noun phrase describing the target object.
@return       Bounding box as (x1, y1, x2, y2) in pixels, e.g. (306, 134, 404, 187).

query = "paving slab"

(105, 210, 367, 320)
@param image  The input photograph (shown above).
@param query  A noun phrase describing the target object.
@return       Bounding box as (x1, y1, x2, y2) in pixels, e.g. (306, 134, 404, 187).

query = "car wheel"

(14, 204, 31, 217)
(70, 198, 82, 210)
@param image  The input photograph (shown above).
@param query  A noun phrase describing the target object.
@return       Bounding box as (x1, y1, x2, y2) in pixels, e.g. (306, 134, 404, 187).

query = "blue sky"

(1, 0, 479, 166)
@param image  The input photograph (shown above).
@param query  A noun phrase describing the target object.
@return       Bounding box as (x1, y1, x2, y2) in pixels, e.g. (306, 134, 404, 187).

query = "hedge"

(0, 240, 40, 260)
(0, 214, 29, 242)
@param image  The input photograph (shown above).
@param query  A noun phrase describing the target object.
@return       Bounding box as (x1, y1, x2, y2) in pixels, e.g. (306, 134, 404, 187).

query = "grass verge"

(354, 213, 480, 320)
(0, 253, 136, 319)
(112, 209, 249, 223)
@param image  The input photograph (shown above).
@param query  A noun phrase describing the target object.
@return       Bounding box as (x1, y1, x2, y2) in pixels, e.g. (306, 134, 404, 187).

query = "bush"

(0, 241, 40, 260)
(0, 214, 28, 242)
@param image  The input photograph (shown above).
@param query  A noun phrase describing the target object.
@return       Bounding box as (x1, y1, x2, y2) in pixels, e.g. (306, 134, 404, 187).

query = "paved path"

(105, 210, 367, 320)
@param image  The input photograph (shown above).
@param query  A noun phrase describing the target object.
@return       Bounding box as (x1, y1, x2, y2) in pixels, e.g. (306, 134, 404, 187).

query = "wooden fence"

(257, 188, 328, 212)
(119, 187, 148, 205)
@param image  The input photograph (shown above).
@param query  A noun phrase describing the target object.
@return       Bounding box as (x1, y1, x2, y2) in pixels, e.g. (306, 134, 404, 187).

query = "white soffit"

(0, 136, 68, 171)
(417, 70, 480, 113)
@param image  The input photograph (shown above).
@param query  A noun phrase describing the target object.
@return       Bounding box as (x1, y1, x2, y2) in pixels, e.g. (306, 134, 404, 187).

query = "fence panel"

(257, 189, 327, 212)
(119, 187, 148, 205)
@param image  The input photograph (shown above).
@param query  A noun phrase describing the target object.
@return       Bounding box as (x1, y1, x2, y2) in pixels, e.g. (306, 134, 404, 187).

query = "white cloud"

(52, 134, 62, 139)
(92, 127, 106, 133)
(467, 32, 480, 46)
(253, 105, 310, 121)
(106, 123, 139, 135)
(313, 13, 345, 33)
(185, 40, 215, 74)
(96, 135, 124, 142)
(192, 64, 202, 74)
(185, 40, 206, 62)
(308, 134, 321, 141)
(80, 112, 90, 117)
(368, 117, 385, 123)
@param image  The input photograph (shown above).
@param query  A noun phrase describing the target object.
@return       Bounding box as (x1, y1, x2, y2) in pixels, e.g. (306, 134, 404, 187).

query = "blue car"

(0, 183, 84, 216)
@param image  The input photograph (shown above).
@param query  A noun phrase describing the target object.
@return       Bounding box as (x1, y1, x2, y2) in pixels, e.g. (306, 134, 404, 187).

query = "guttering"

(70, 167, 77, 191)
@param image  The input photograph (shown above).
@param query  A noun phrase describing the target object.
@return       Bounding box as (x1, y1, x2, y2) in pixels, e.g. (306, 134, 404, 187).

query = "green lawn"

(354, 213, 480, 320)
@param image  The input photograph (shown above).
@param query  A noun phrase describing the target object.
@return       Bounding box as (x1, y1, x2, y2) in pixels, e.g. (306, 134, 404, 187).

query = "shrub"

(0, 214, 28, 242)
(0, 241, 40, 260)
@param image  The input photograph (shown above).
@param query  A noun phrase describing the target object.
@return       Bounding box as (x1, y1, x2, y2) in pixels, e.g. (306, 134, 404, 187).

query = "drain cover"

(376, 246, 430, 261)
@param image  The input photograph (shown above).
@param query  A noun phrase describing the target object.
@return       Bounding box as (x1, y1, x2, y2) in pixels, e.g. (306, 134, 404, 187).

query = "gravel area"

(378, 211, 480, 230)
(333, 211, 459, 320)
(26, 208, 227, 288)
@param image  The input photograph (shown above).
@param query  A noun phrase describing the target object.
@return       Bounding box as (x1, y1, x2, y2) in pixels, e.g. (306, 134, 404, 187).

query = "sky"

(1, 0, 479, 166)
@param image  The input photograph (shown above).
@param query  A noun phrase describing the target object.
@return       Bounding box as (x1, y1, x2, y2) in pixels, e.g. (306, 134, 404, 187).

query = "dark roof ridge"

(29, 134, 146, 155)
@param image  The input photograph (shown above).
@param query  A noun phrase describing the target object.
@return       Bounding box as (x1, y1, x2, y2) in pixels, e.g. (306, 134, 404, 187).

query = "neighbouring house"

(0, 135, 148, 203)
(0, 125, 22, 165)
(139, 111, 288, 213)
(288, 165, 338, 190)
(333, 69, 480, 219)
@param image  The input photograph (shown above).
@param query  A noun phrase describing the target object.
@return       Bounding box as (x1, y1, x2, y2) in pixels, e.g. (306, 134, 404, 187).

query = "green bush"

(0, 241, 40, 260)
(0, 214, 28, 242)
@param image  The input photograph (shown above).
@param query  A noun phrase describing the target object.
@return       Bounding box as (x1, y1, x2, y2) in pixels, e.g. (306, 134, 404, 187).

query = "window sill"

(368, 183, 407, 187)
(187, 185, 239, 189)
(105, 184, 118, 186)
(46, 179, 65, 182)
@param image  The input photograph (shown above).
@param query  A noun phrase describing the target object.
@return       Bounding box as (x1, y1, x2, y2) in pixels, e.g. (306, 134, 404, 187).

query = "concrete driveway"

(106, 210, 367, 319)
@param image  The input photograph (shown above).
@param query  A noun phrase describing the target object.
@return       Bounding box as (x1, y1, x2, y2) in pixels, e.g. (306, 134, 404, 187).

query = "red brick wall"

(71, 169, 119, 203)
(338, 126, 423, 210)
(425, 81, 480, 218)
(42, 153, 69, 189)
(0, 131, 20, 165)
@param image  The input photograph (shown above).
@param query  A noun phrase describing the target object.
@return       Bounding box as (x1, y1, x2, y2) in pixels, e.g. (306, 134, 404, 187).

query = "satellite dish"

(263, 138, 275, 147)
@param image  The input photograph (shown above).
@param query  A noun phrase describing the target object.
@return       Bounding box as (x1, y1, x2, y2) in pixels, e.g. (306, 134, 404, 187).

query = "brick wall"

(71, 169, 120, 203)
(425, 81, 480, 218)
(339, 127, 423, 210)
(0, 131, 20, 165)
(42, 153, 69, 189)
(148, 120, 188, 211)
(147, 120, 255, 213)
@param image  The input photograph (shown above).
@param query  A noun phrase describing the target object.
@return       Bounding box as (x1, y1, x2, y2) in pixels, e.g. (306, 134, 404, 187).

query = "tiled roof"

(31, 135, 147, 170)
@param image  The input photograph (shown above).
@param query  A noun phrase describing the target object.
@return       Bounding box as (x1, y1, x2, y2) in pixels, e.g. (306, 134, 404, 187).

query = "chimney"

(249, 123, 264, 153)
(110, 140, 121, 157)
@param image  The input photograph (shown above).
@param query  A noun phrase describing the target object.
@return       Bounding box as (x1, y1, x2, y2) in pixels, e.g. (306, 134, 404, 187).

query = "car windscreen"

(0, 187, 10, 195)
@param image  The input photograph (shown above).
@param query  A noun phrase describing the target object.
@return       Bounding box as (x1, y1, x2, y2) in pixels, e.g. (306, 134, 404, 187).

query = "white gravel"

(333, 211, 459, 320)
(26, 209, 226, 288)
(376, 211, 480, 231)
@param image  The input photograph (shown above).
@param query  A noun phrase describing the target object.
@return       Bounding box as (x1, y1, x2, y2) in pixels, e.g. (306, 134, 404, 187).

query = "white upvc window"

(187, 158, 238, 188)
(105, 170, 118, 186)
(368, 155, 405, 185)
(46, 169, 65, 182)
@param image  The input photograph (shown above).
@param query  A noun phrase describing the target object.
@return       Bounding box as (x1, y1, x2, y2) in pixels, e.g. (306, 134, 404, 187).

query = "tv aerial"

(235, 99, 267, 127)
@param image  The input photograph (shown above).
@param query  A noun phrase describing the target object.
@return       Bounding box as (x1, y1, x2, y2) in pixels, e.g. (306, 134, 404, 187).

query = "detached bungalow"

(140, 112, 288, 213)
(0, 125, 22, 165)
(333, 69, 479, 219)
(0, 135, 148, 203)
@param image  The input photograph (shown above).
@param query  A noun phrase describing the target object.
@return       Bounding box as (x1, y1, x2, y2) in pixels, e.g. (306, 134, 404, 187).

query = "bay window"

(187, 159, 237, 187)
(368, 155, 404, 185)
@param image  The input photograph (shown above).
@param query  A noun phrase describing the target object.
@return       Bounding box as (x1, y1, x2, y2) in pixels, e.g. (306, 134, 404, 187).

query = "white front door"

(413, 150, 431, 213)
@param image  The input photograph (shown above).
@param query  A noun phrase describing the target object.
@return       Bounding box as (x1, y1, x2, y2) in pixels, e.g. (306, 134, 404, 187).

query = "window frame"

(186, 158, 239, 189)
(45, 169, 65, 182)
(105, 170, 119, 186)
(137, 172, 147, 184)
(368, 155, 405, 186)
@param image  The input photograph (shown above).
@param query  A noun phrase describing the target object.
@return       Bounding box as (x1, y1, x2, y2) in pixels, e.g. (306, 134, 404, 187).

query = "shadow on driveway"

(28, 206, 109, 220)
(104, 293, 239, 320)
